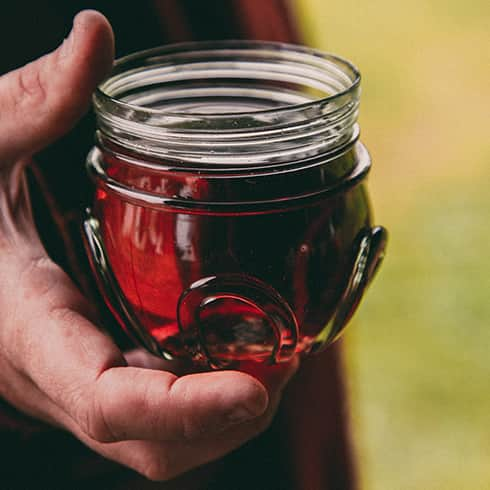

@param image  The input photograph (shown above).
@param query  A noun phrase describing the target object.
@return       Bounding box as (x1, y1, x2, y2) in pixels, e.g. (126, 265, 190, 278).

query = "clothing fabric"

(0, 2, 357, 488)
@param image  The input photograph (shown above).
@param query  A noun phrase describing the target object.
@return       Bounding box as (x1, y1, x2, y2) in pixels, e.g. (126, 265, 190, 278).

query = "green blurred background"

(294, 1, 490, 488)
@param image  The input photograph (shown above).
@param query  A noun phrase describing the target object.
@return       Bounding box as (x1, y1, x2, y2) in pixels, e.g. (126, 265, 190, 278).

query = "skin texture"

(0, 10, 298, 481)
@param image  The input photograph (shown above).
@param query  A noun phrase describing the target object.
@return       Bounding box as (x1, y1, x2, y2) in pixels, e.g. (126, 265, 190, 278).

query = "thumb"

(0, 10, 114, 163)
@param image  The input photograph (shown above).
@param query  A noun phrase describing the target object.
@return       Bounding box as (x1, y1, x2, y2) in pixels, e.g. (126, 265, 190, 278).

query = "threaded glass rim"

(94, 40, 361, 166)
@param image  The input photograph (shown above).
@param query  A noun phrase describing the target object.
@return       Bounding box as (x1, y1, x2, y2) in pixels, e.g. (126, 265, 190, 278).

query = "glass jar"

(83, 41, 387, 368)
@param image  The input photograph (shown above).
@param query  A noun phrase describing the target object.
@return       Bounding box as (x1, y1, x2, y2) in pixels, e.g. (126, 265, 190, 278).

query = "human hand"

(0, 10, 299, 480)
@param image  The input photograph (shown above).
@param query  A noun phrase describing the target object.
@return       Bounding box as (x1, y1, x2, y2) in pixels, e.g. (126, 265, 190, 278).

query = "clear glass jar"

(83, 41, 387, 368)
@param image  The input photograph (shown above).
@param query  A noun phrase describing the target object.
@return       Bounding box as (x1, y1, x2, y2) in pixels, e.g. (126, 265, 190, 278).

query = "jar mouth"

(94, 41, 361, 166)
(96, 40, 360, 119)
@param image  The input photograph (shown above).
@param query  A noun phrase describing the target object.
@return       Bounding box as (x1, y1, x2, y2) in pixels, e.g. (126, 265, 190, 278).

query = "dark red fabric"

(0, 2, 357, 488)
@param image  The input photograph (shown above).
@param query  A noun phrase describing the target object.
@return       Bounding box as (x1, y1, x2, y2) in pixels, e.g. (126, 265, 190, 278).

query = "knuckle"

(20, 256, 88, 316)
(0, 256, 59, 361)
(20, 255, 60, 301)
(12, 61, 48, 109)
(166, 378, 201, 441)
(75, 395, 117, 443)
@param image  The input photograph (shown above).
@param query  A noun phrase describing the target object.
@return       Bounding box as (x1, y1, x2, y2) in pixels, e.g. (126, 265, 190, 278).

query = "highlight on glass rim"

(0, 2, 487, 489)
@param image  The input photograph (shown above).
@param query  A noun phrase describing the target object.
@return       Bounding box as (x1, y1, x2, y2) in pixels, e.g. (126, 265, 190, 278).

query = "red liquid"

(94, 147, 371, 364)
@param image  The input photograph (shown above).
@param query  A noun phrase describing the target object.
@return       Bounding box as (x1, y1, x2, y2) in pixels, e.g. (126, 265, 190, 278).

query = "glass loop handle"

(177, 275, 299, 368)
(313, 226, 388, 351)
(82, 209, 172, 360)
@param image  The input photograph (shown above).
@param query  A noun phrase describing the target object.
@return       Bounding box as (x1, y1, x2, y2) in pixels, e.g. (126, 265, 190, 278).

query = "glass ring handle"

(176, 274, 299, 368)
(82, 209, 171, 360)
(312, 226, 388, 351)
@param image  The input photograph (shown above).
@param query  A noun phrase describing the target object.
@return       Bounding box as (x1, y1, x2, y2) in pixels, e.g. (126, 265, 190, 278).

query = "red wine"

(93, 145, 371, 365)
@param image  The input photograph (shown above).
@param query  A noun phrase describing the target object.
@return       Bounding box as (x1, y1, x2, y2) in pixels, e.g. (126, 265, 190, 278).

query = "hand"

(0, 10, 299, 481)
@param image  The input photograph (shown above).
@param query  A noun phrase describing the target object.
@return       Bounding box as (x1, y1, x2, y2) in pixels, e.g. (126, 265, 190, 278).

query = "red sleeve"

(281, 342, 359, 490)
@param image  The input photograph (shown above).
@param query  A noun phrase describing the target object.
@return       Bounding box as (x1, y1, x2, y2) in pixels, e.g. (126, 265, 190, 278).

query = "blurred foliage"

(295, 1, 490, 488)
